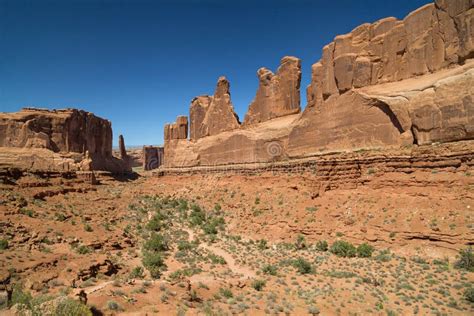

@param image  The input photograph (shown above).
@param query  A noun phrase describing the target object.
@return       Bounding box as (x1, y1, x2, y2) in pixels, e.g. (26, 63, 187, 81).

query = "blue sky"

(0, 0, 431, 146)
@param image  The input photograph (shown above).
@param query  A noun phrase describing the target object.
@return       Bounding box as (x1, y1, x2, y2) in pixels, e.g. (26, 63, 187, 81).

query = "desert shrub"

(10, 285, 33, 308)
(315, 240, 328, 252)
(20, 208, 34, 217)
(357, 243, 374, 258)
(464, 287, 474, 303)
(262, 264, 278, 276)
(330, 240, 356, 258)
(107, 300, 122, 311)
(178, 199, 188, 212)
(292, 258, 313, 274)
(202, 216, 225, 235)
(76, 245, 91, 255)
(142, 251, 165, 278)
(214, 203, 222, 211)
(251, 279, 266, 291)
(455, 247, 474, 272)
(219, 287, 233, 298)
(257, 239, 268, 250)
(84, 224, 93, 232)
(295, 235, 306, 250)
(177, 240, 195, 251)
(208, 253, 226, 265)
(169, 268, 202, 280)
(55, 297, 92, 316)
(129, 266, 145, 279)
(189, 204, 205, 226)
(146, 214, 163, 231)
(375, 249, 392, 262)
(144, 233, 169, 252)
(0, 239, 8, 250)
(307, 305, 320, 315)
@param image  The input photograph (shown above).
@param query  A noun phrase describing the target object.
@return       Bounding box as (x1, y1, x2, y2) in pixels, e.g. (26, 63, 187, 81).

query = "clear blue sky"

(1, 0, 431, 146)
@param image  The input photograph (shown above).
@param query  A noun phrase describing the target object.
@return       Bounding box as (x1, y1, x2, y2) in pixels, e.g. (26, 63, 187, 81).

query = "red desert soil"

(1, 163, 473, 315)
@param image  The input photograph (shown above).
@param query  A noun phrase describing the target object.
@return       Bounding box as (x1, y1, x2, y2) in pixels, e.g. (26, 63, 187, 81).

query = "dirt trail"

(185, 228, 255, 280)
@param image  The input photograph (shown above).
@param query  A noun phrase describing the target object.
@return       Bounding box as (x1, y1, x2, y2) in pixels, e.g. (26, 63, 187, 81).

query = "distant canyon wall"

(0, 108, 129, 173)
(164, 0, 473, 168)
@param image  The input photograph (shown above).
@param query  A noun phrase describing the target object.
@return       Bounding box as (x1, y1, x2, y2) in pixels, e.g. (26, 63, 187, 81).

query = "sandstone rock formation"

(118, 134, 127, 160)
(162, 0, 473, 169)
(244, 56, 301, 125)
(164, 115, 188, 141)
(190, 77, 240, 140)
(0, 108, 129, 173)
(143, 146, 164, 170)
(306, 0, 474, 107)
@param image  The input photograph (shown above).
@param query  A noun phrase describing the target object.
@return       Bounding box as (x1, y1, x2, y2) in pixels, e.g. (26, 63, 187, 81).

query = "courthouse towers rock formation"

(162, 0, 473, 169)
(244, 56, 302, 125)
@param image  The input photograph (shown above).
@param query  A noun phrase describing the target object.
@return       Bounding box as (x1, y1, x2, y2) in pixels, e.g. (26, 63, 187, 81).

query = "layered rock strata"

(163, 0, 473, 169)
(0, 108, 129, 173)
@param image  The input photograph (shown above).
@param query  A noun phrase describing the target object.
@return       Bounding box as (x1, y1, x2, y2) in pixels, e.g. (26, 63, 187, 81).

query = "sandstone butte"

(163, 0, 474, 170)
(0, 108, 130, 174)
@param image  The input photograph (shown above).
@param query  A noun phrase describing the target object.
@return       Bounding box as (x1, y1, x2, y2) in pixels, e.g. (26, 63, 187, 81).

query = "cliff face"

(0, 108, 129, 173)
(164, 0, 473, 168)
(244, 56, 301, 125)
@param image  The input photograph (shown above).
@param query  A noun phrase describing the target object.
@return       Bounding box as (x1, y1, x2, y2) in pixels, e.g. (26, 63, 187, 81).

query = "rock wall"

(190, 77, 240, 140)
(143, 146, 164, 170)
(164, 115, 188, 141)
(244, 56, 301, 125)
(163, 0, 473, 169)
(0, 108, 129, 173)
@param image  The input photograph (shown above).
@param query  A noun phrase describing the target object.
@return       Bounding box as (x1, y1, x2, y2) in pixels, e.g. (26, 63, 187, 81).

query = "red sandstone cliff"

(163, 0, 473, 168)
(0, 108, 130, 173)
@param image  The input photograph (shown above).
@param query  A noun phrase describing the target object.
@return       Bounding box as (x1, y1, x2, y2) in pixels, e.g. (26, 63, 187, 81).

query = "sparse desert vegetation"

(1, 172, 473, 315)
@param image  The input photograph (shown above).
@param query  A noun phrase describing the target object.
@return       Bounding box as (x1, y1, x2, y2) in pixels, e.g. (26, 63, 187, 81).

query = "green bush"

(455, 247, 474, 272)
(0, 239, 8, 250)
(292, 257, 313, 274)
(177, 240, 195, 251)
(330, 240, 356, 258)
(208, 253, 226, 265)
(257, 239, 268, 250)
(262, 264, 278, 276)
(144, 233, 169, 252)
(146, 214, 163, 231)
(251, 279, 266, 291)
(10, 285, 33, 308)
(55, 298, 92, 316)
(295, 235, 306, 250)
(142, 251, 165, 278)
(189, 204, 205, 226)
(464, 287, 474, 303)
(202, 216, 225, 235)
(129, 266, 145, 279)
(76, 245, 91, 255)
(357, 243, 374, 258)
(219, 287, 233, 298)
(315, 240, 328, 252)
